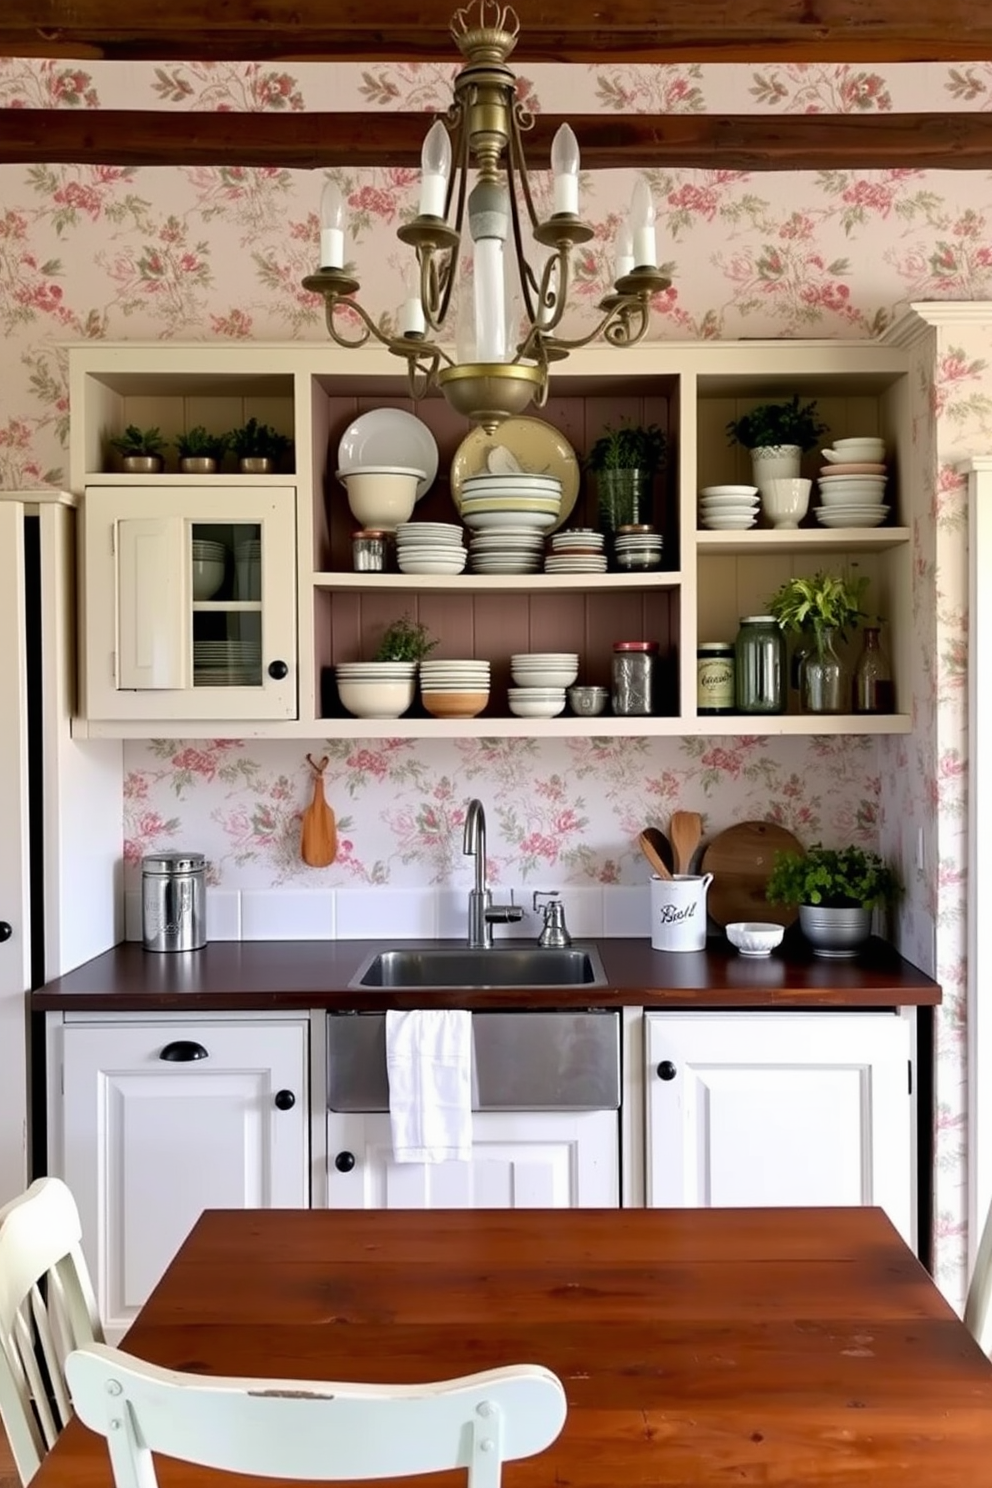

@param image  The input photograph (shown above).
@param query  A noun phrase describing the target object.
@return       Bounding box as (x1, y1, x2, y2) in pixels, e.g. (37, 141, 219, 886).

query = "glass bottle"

(853, 626, 895, 713)
(734, 617, 785, 714)
(801, 627, 848, 713)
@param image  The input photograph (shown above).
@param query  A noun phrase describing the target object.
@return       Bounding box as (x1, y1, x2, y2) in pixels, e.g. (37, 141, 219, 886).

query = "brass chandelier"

(302, 1, 671, 431)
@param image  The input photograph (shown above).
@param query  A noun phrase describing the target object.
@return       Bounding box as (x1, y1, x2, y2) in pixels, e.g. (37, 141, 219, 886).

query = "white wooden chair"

(0, 1177, 103, 1484)
(964, 1190, 992, 1355)
(66, 1342, 567, 1488)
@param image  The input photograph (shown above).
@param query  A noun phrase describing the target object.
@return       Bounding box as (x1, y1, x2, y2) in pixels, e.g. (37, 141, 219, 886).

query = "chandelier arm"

(537, 294, 656, 356)
(503, 143, 543, 329)
(536, 244, 570, 335)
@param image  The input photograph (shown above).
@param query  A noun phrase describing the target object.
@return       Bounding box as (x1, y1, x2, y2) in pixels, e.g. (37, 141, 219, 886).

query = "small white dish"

(337, 409, 438, 501)
(699, 484, 759, 498)
(701, 514, 758, 530)
(725, 921, 785, 957)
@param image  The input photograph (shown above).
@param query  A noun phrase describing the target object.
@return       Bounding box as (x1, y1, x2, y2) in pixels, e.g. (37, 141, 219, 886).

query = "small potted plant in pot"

(586, 421, 667, 550)
(767, 569, 868, 713)
(109, 425, 168, 474)
(766, 843, 899, 958)
(227, 418, 293, 474)
(335, 615, 438, 720)
(173, 426, 230, 475)
(726, 395, 827, 494)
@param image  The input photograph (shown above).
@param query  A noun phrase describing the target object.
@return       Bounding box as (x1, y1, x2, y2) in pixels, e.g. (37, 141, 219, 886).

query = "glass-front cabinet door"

(82, 485, 296, 722)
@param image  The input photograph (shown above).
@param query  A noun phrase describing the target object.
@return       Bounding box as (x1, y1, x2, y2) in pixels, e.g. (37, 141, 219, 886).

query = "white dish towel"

(385, 1009, 473, 1163)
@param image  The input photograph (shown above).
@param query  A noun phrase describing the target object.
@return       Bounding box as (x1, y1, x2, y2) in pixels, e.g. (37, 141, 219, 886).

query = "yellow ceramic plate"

(450, 417, 580, 532)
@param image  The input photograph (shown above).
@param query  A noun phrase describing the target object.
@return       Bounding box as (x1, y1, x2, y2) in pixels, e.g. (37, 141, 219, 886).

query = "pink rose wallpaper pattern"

(1, 52, 987, 1302)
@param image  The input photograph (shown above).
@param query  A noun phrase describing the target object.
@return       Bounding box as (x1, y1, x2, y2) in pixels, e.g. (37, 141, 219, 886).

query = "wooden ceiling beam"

(2, 110, 992, 172)
(4, 0, 992, 63)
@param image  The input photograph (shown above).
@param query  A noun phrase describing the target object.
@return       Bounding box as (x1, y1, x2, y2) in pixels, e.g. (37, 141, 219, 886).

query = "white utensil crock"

(650, 873, 714, 952)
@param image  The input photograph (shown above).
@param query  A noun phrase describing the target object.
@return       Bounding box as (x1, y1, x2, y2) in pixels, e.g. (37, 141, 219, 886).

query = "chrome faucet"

(463, 798, 523, 949)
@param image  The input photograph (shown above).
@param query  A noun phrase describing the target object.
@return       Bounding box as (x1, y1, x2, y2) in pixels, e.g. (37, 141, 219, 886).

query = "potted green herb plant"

(374, 615, 438, 663)
(766, 843, 899, 957)
(109, 425, 168, 474)
(173, 426, 230, 475)
(227, 418, 293, 474)
(726, 395, 827, 494)
(586, 421, 667, 547)
(767, 570, 869, 713)
(336, 615, 438, 720)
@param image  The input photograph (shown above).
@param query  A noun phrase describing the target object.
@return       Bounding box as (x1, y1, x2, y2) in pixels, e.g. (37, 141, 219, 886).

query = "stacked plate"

(545, 529, 607, 574)
(234, 538, 261, 601)
(815, 468, 890, 528)
(698, 484, 759, 531)
(193, 639, 261, 687)
(192, 538, 227, 601)
(419, 658, 491, 719)
(395, 522, 466, 575)
(468, 527, 545, 574)
(459, 473, 562, 532)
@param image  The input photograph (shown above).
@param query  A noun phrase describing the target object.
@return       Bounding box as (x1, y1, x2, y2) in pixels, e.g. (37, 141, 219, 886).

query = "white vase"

(750, 444, 802, 498)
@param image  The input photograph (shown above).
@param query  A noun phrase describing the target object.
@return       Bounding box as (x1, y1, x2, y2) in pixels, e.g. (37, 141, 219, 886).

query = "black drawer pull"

(657, 1060, 677, 1081)
(274, 1089, 296, 1110)
(0, 923, 11, 943)
(159, 1040, 208, 1062)
(334, 1151, 356, 1173)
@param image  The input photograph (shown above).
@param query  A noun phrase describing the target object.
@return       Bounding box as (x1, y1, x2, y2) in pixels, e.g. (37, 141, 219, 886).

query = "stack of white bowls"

(192, 538, 227, 600)
(419, 658, 491, 719)
(395, 522, 466, 575)
(468, 527, 545, 574)
(545, 529, 607, 574)
(335, 660, 416, 719)
(698, 485, 759, 530)
(815, 436, 889, 527)
(459, 473, 562, 532)
(508, 653, 578, 718)
(234, 538, 261, 600)
(193, 639, 261, 687)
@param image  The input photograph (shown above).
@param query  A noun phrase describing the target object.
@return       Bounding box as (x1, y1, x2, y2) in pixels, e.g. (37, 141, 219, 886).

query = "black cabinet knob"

(159, 1040, 208, 1062)
(334, 1151, 356, 1173)
(268, 659, 289, 680)
(657, 1060, 677, 1081)
(274, 1089, 296, 1110)
(0, 923, 11, 943)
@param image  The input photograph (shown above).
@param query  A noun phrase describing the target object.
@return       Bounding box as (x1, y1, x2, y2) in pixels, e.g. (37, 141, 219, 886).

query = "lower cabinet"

(326, 1110, 619, 1208)
(645, 1011, 914, 1246)
(50, 1013, 309, 1336)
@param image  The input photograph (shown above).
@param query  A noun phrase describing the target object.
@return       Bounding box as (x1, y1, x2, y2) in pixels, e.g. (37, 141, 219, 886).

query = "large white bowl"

(725, 921, 785, 957)
(192, 558, 225, 600)
(511, 664, 579, 688)
(507, 691, 567, 718)
(337, 676, 416, 718)
(818, 484, 887, 507)
(825, 438, 885, 462)
(336, 466, 422, 530)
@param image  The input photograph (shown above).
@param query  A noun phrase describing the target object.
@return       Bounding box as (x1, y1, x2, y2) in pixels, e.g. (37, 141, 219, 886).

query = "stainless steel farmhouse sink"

(349, 944, 608, 991)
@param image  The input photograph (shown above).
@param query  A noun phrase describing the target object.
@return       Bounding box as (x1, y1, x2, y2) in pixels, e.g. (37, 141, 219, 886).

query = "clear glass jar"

(611, 640, 658, 715)
(352, 529, 388, 572)
(735, 616, 785, 714)
(697, 642, 735, 714)
(853, 626, 895, 712)
(801, 627, 848, 713)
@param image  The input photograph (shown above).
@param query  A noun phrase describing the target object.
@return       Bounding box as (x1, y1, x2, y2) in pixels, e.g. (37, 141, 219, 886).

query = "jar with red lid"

(611, 640, 658, 715)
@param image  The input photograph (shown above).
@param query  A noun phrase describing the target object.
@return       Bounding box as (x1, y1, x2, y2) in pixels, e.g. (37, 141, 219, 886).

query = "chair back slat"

(67, 1343, 567, 1488)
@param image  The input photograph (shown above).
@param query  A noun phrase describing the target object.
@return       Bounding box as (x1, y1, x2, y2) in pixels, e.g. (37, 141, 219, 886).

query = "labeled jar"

(351, 529, 388, 572)
(141, 852, 206, 952)
(697, 642, 736, 714)
(734, 616, 785, 714)
(611, 640, 658, 716)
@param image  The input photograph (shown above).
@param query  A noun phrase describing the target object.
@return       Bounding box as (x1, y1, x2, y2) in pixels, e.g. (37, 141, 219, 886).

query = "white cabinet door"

(59, 1017, 309, 1337)
(645, 1012, 913, 1246)
(82, 485, 297, 722)
(326, 1111, 619, 1209)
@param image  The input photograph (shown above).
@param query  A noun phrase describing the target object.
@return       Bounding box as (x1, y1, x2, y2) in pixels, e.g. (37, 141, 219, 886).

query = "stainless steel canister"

(141, 852, 206, 952)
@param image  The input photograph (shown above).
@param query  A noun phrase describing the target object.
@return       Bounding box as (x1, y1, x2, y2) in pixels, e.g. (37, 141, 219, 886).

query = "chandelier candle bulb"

(319, 180, 345, 270)
(419, 119, 451, 218)
(629, 178, 658, 270)
(399, 266, 426, 338)
(551, 124, 580, 216)
(614, 221, 635, 281)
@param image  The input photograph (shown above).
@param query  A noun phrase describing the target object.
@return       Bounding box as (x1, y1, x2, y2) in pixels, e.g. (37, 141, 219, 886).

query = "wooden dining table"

(33, 1207, 992, 1488)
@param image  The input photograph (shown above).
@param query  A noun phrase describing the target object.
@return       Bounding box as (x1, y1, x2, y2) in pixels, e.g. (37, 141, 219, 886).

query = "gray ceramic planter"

(799, 904, 872, 958)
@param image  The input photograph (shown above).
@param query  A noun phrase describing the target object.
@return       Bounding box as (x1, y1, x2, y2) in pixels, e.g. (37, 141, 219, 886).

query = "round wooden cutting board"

(701, 821, 804, 928)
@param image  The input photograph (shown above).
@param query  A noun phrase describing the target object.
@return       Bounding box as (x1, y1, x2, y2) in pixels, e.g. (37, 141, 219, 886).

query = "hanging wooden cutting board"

(701, 821, 804, 928)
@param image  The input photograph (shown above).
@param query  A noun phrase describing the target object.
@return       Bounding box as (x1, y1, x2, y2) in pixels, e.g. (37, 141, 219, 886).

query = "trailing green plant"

(586, 421, 667, 474)
(173, 426, 230, 460)
(767, 570, 869, 655)
(725, 395, 827, 452)
(766, 844, 899, 910)
(109, 424, 167, 457)
(227, 418, 293, 462)
(373, 614, 438, 663)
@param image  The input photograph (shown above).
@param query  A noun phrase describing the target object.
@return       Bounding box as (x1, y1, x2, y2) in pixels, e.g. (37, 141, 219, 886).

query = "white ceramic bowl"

(336, 466, 422, 530)
(511, 665, 579, 689)
(826, 438, 885, 462)
(761, 476, 812, 529)
(337, 676, 416, 719)
(725, 921, 785, 957)
(818, 483, 887, 507)
(192, 558, 225, 600)
(507, 692, 567, 718)
(699, 485, 759, 498)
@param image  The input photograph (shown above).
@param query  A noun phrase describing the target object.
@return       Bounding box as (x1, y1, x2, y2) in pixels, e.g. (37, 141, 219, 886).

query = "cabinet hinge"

(908, 1059, 913, 1095)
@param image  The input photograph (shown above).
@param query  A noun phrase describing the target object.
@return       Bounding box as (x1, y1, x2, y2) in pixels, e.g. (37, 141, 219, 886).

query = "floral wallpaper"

(1, 52, 987, 1304)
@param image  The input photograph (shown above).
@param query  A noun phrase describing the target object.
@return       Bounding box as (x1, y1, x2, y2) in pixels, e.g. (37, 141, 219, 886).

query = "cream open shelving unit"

(68, 333, 918, 739)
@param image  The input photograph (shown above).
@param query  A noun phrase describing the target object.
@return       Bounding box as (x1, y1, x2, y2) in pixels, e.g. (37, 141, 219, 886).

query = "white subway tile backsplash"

(241, 890, 335, 941)
(552, 887, 604, 938)
(206, 890, 242, 942)
(335, 888, 437, 939)
(603, 885, 651, 938)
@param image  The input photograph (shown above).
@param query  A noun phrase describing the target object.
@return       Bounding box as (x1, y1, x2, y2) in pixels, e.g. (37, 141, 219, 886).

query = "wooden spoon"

(670, 810, 703, 875)
(638, 828, 673, 880)
(301, 754, 338, 867)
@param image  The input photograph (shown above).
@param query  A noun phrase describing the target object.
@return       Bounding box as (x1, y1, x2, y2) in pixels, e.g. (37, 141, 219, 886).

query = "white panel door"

(60, 1018, 309, 1337)
(326, 1111, 619, 1209)
(0, 502, 29, 1203)
(645, 1012, 913, 1246)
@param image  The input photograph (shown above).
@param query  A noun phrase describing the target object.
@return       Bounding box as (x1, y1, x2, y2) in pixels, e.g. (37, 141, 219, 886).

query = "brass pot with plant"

(227, 418, 293, 473)
(766, 843, 899, 958)
(109, 424, 168, 474)
(586, 421, 666, 552)
(767, 570, 869, 713)
(173, 426, 230, 474)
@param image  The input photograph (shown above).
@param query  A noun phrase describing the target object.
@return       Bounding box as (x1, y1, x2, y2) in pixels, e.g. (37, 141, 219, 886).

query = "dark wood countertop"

(31, 933, 940, 1011)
